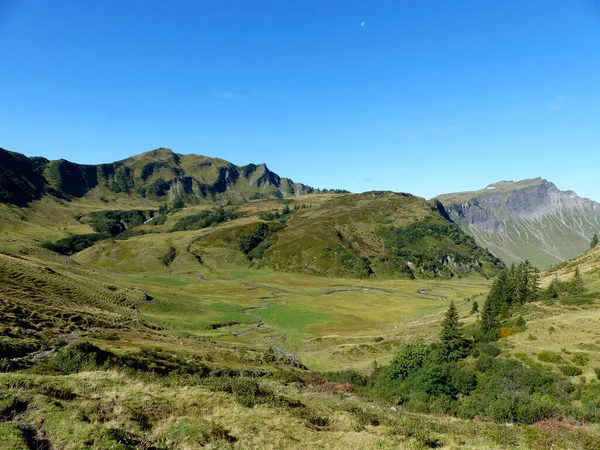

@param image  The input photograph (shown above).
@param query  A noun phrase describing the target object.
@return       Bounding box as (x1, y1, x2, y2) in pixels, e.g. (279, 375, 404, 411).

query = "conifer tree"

(545, 276, 561, 299)
(570, 267, 585, 295)
(479, 298, 499, 340)
(439, 301, 470, 361)
(470, 300, 479, 315)
(591, 234, 599, 249)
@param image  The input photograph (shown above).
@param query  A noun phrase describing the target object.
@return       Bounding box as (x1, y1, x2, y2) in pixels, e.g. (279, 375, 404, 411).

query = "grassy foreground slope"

(1, 185, 599, 448)
(3, 232, 599, 448)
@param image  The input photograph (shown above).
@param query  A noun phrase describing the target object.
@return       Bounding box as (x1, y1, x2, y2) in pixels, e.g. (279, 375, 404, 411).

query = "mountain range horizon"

(3, 145, 594, 204)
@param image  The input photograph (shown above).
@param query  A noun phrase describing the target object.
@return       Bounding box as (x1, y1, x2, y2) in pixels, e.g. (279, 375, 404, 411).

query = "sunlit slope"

(75, 192, 503, 279)
(262, 192, 503, 278)
(437, 178, 600, 269)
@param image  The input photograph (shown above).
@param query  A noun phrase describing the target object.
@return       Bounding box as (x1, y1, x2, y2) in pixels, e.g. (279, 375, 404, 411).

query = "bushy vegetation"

(42, 233, 110, 255)
(87, 209, 154, 235)
(238, 221, 285, 260)
(258, 204, 293, 222)
(379, 217, 504, 278)
(544, 268, 588, 304)
(324, 297, 600, 426)
(171, 207, 241, 232)
(321, 243, 373, 278)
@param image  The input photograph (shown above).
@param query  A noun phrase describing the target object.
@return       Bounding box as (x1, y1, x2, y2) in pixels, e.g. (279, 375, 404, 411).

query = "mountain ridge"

(436, 178, 600, 269)
(0, 147, 348, 207)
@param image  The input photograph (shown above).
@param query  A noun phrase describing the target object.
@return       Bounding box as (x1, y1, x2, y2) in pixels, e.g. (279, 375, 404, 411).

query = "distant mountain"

(436, 178, 600, 269)
(0, 147, 346, 206)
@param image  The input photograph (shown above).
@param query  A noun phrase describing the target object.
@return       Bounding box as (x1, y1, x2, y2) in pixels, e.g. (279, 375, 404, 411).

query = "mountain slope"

(436, 178, 600, 269)
(74, 192, 504, 279)
(0, 147, 344, 206)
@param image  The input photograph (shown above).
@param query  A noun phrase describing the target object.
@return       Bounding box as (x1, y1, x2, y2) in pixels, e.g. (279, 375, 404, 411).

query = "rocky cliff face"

(437, 179, 600, 269)
(0, 147, 344, 206)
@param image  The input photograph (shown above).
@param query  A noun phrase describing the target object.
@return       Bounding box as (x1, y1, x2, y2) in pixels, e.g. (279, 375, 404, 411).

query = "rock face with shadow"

(437, 178, 600, 269)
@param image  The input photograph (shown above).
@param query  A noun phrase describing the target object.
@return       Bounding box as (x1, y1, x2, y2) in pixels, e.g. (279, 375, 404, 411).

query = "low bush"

(500, 327, 519, 338)
(571, 353, 589, 367)
(537, 351, 564, 364)
(559, 365, 583, 377)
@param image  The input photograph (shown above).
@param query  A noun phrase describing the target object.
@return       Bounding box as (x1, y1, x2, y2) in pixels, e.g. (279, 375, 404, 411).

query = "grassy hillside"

(2, 171, 600, 448)
(70, 192, 504, 280)
(3, 228, 600, 447)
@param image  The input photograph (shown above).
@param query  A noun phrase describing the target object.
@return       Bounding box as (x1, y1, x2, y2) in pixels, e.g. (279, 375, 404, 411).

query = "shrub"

(42, 233, 110, 255)
(293, 408, 330, 427)
(594, 368, 600, 380)
(388, 342, 430, 380)
(475, 355, 494, 372)
(478, 343, 501, 358)
(500, 327, 519, 338)
(571, 353, 589, 367)
(321, 370, 368, 387)
(559, 365, 583, 377)
(48, 342, 110, 373)
(537, 351, 563, 364)
(345, 405, 380, 430)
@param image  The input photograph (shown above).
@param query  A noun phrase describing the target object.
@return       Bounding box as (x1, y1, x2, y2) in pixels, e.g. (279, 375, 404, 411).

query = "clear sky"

(1, 0, 599, 200)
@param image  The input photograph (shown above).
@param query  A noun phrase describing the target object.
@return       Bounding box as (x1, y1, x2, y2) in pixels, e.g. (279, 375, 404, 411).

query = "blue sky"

(1, 0, 599, 199)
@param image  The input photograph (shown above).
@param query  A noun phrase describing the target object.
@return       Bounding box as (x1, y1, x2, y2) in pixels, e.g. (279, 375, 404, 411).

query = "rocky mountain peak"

(437, 178, 600, 269)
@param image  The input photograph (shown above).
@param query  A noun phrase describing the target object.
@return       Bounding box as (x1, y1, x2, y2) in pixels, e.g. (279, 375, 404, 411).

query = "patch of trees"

(379, 218, 503, 278)
(478, 261, 539, 341)
(88, 210, 155, 235)
(321, 262, 600, 425)
(171, 207, 240, 232)
(331, 296, 600, 424)
(258, 204, 293, 222)
(544, 268, 589, 305)
(322, 243, 373, 278)
(42, 209, 157, 255)
(238, 221, 285, 260)
(106, 165, 135, 193)
(42, 233, 110, 255)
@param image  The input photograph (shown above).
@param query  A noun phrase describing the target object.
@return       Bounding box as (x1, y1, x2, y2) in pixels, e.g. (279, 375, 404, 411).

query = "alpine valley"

(1, 147, 600, 449)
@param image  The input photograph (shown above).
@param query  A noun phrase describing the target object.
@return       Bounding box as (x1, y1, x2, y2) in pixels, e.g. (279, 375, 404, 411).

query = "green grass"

(4, 184, 600, 448)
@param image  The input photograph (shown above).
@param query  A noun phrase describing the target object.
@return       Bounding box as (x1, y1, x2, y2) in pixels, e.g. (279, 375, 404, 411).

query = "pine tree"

(486, 270, 512, 312)
(545, 276, 561, 299)
(439, 301, 470, 361)
(470, 300, 479, 315)
(591, 234, 599, 249)
(570, 268, 585, 295)
(479, 298, 499, 336)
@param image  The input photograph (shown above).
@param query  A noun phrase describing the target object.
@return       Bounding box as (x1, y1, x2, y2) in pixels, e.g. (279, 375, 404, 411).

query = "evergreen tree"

(470, 300, 479, 315)
(439, 301, 470, 361)
(479, 298, 499, 336)
(591, 234, 599, 249)
(570, 268, 585, 295)
(486, 270, 512, 313)
(545, 276, 561, 299)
